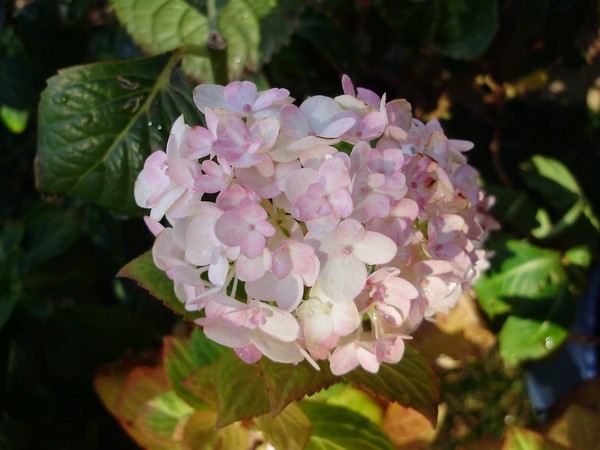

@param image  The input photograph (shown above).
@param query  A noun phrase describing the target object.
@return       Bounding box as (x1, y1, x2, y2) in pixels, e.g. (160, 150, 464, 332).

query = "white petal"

(352, 231, 397, 264)
(320, 255, 366, 302)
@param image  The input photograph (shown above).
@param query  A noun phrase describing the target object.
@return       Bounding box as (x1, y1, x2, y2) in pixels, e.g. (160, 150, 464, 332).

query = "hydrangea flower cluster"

(134, 76, 497, 375)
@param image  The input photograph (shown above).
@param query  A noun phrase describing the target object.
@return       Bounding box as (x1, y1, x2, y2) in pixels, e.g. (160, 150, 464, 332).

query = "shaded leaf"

(215, 351, 270, 427)
(36, 52, 201, 215)
(299, 401, 396, 450)
(164, 329, 227, 409)
(183, 363, 220, 409)
(433, 0, 499, 60)
(259, 358, 338, 416)
(256, 403, 312, 450)
(344, 345, 440, 427)
(119, 251, 201, 321)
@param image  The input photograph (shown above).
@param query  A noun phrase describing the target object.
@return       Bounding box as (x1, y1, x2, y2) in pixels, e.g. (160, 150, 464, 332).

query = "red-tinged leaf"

(258, 358, 339, 416)
(502, 426, 567, 450)
(215, 351, 270, 428)
(183, 363, 220, 409)
(343, 345, 440, 426)
(96, 364, 181, 450)
(118, 251, 201, 321)
(382, 402, 445, 449)
(255, 403, 312, 450)
(547, 404, 600, 450)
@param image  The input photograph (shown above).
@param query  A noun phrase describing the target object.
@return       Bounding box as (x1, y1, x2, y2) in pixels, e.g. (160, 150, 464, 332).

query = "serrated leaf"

(343, 345, 440, 427)
(36, 52, 201, 215)
(432, 0, 498, 60)
(216, 351, 270, 427)
(502, 426, 567, 450)
(258, 358, 338, 416)
(256, 403, 312, 450)
(299, 401, 396, 450)
(474, 240, 564, 317)
(118, 250, 201, 321)
(111, 0, 271, 81)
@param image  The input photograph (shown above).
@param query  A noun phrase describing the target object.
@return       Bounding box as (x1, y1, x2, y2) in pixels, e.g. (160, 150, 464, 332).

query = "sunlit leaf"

(118, 251, 201, 321)
(182, 410, 250, 449)
(344, 345, 440, 426)
(474, 240, 564, 317)
(0, 105, 28, 134)
(138, 391, 193, 443)
(110, 0, 297, 81)
(299, 401, 396, 450)
(502, 426, 567, 450)
(382, 403, 445, 449)
(324, 385, 384, 425)
(256, 403, 312, 450)
(36, 52, 201, 215)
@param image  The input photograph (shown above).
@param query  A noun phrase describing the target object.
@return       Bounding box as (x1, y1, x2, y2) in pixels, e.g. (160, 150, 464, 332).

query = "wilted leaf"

(299, 401, 396, 450)
(547, 404, 600, 449)
(119, 251, 201, 321)
(502, 426, 567, 450)
(256, 403, 312, 450)
(344, 345, 440, 426)
(36, 52, 201, 215)
(382, 402, 446, 449)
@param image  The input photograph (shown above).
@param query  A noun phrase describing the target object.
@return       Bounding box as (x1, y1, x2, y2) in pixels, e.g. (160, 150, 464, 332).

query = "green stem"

(206, 0, 228, 85)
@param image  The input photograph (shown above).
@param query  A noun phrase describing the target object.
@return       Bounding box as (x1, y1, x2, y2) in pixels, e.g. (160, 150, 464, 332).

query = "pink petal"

(352, 231, 397, 264)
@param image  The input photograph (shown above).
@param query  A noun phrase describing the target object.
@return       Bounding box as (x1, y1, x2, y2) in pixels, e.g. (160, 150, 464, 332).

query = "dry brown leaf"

(382, 402, 446, 449)
(547, 404, 600, 450)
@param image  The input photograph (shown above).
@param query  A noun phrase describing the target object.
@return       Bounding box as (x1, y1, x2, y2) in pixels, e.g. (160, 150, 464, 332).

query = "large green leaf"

(432, 0, 498, 60)
(110, 0, 298, 81)
(36, 52, 201, 215)
(474, 240, 564, 317)
(118, 250, 202, 321)
(343, 345, 440, 427)
(299, 401, 396, 450)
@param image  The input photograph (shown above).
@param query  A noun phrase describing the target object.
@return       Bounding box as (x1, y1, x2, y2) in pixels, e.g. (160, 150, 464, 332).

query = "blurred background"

(1, 0, 599, 448)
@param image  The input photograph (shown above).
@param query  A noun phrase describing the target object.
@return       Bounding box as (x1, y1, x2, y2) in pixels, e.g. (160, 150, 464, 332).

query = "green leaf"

(474, 240, 564, 317)
(0, 105, 28, 134)
(299, 401, 396, 450)
(36, 52, 201, 215)
(215, 351, 270, 427)
(138, 391, 194, 443)
(432, 0, 498, 60)
(323, 385, 384, 425)
(258, 358, 339, 416)
(343, 345, 440, 427)
(164, 329, 227, 409)
(256, 403, 312, 450)
(23, 208, 82, 268)
(118, 251, 201, 321)
(184, 363, 220, 409)
(110, 0, 278, 81)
